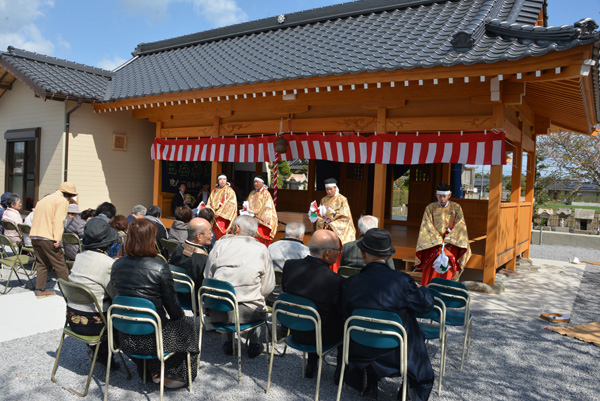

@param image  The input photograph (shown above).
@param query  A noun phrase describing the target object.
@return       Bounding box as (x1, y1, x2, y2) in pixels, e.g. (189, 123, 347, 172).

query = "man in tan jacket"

(30, 182, 77, 298)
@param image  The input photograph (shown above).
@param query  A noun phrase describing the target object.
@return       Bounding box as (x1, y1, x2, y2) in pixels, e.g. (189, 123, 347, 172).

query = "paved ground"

(1, 245, 599, 400)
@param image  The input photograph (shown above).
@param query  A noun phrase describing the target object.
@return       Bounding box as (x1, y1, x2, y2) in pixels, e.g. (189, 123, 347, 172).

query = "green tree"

(272, 161, 291, 188)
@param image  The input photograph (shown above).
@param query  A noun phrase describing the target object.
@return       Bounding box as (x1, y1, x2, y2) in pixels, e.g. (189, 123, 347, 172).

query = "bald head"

(308, 229, 340, 264)
(187, 217, 213, 245)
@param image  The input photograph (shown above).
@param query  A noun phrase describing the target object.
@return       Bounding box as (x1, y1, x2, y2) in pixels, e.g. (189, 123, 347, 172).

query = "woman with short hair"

(169, 206, 193, 244)
(110, 219, 198, 388)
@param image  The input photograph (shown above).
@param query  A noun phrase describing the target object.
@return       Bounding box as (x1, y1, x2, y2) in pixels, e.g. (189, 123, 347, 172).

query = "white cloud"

(120, 0, 173, 24)
(97, 56, 129, 71)
(192, 0, 248, 27)
(0, 0, 59, 54)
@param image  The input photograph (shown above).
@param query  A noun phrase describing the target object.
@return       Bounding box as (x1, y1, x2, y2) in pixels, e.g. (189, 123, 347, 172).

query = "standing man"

(245, 175, 278, 247)
(342, 228, 435, 401)
(171, 182, 187, 216)
(415, 182, 471, 286)
(203, 215, 274, 358)
(316, 178, 356, 272)
(207, 174, 237, 240)
(281, 229, 344, 379)
(30, 182, 78, 298)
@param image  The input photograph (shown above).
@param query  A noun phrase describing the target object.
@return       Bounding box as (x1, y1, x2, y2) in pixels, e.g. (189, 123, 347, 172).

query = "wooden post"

(507, 139, 523, 270)
(373, 108, 387, 222)
(484, 164, 503, 285)
(524, 147, 535, 258)
(153, 121, 162, 207)
(211, 162, 221, 187)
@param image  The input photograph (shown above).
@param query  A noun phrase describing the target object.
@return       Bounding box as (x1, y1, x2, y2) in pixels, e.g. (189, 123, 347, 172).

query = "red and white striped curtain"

(151, 131, 506, 165)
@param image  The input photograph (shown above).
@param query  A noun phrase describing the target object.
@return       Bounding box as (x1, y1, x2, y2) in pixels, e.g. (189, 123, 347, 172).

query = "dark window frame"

(4, 127, 41, 211)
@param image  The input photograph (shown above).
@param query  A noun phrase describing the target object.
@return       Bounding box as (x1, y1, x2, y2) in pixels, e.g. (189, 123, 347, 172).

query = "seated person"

(144, 205, 169, 245)
(203, 215, 275, 358)
(197, 207, 216, 251)
(170, 217, 213, 293)
(94, 202, 117, 223)
(342, 228, 435, 401)
(64, 203, 86, 261)
(2, 193, 24, 245)
(127, 204, 146, 226)
(107, 215, 128, 258)
(340, 215, 394, 269)
(67, 218, 119, 369)
(415, 182, 471, 286)
(269, 221, 310, 272)
(111, 219, 198, 388)
(282, 229, 344, 379)
(169, 206, 193, 244)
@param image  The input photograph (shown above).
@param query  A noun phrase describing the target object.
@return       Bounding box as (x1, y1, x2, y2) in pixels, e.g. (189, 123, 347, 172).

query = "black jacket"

(281, 255, 345, 345)
(111, 256, 184, 324)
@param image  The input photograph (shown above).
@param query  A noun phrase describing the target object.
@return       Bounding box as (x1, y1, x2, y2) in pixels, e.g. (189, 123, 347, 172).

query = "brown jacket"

(30, 190, 69, 241)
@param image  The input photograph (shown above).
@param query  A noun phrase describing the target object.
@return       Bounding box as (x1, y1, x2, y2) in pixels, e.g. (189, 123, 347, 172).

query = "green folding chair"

(51, 279, 130, 397)
(105, 295, 193, 401)
(336, 309, 408, 401)
(267, 292, 342, 401)
(63, 232, 83, 270)
(160, 238, 179, 260)
(0, 234, 36, 294)
(169, 264, 197, 324)
(337, 266, 361, 278)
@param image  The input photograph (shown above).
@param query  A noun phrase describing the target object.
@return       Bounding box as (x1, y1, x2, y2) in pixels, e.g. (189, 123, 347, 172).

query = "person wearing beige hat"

(30, 182, 78, 298)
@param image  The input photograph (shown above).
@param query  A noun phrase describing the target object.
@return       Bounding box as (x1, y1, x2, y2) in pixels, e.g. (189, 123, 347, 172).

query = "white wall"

(0, 81, 156, 215)
(0, 80, 65, 197)
(68, 102, 155, 215)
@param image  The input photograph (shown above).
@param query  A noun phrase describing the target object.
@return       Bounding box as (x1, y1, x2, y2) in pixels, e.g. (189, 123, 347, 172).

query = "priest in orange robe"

(207, 174, 238, 240)
(415, 182, 471, 286)
(244, 175, 278, 247)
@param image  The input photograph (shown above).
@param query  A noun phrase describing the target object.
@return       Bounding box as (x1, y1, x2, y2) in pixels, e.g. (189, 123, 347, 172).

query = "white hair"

(285, 221, 305, 239)
(132, 204, 147, 216)
(233, 215, 258, 236)
(357, 215, 379, 235)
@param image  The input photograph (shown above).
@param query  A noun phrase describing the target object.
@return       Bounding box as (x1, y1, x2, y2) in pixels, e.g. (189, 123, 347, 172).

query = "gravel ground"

(1, 245, 599, 400)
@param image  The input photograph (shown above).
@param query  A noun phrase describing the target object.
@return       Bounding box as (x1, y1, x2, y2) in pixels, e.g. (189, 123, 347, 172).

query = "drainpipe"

(64, 98, 83, 181)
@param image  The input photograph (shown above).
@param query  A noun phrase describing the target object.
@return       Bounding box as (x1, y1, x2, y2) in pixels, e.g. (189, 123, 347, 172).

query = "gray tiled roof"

(0, 46, 112, 102)
(107, 0, 599, 101)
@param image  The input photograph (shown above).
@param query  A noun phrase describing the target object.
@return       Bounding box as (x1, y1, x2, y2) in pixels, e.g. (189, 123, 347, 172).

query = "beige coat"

(30, 191, 69, 241)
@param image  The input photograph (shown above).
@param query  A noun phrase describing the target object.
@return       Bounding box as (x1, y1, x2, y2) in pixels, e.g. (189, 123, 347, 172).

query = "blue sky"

(0, 0, 598, 70)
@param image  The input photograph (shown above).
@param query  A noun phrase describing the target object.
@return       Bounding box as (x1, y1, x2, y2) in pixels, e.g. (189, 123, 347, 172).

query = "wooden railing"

(497, 203, 518, 266)
(517, 203, 533, 254)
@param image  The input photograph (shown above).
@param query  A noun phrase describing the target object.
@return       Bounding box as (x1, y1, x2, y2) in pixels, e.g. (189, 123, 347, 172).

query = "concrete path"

(469, 259, 585, 319)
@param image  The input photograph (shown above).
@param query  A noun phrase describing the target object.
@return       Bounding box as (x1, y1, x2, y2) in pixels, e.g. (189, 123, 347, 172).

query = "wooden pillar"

(373, 108, 387, 222)
(507, 139, 523, 270)
(211, 162, 222, 187)
(524, 147, 535, 258)
(153, 121, 162, 207)
(441, 163, 451, 185)
(484, 164, 503, 285)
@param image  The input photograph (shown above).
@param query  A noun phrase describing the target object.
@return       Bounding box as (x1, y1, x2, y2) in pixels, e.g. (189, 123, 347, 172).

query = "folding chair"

(154, 254, 168, 263)
(17, 223, 35, 256)
(266, 292, 342, 401)
(2, 221, 24, 249)
(427, 277, 473, 370)
(198, 277, 268, 383)
(336, 309, 408, 401)
(63, 232, 83, 270)
(169, 264, 197, 324)
(416, 287, 447, 395)
(337, 266, 361, 278)
(160, 238, 179, 260)
(0, 234, 36, 294)
(105, 295, 193, 401)
(51, 279, 130, 397)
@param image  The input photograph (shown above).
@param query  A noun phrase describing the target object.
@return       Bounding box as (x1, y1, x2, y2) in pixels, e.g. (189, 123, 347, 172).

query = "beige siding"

(0, 80, 66, 197)
(68, 102, 155, 215)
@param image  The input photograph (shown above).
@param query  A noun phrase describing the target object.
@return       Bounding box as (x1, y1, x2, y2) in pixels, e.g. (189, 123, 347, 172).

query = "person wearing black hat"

(207, 173, 238, 240)
(315, 178, 356, 271)
(341, 228, 435, 401)
(415, 182, 471, 286)
(243, 175, 278, 246)
(68, 218, 120, 369)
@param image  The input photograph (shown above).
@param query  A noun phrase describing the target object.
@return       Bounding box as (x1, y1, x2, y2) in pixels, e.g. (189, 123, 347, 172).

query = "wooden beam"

(387, 115, 495, 131)
(508, 131, 523, 270)
(272, 105, 310, 115)
(362, 100, 406, 110)
(373, 164, 386, 222)
(504, 119, 521, 143)
(522, 133, 535, 153)
(484, 165, 503, 285)
(161, 126, 213, 138)
(523, 149, 535, 258)
(0, 83, 12, 90)
(153, 121, 162, 207)
(211, 161, 221, 188)
(517, 101, 535, 126)
(132, 103, 232, 120)
(493, 104, 505, 130)
(217, 116, 378, 135)
(534, 116, 551, 136)
(377, 107, 387, 134)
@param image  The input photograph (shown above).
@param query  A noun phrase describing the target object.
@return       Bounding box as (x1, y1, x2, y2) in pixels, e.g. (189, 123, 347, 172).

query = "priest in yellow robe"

(244, 175, 278, 247)
(207, 173, 238, 240)
(316, 178, 356, 272)
(415, 182, 471, 286)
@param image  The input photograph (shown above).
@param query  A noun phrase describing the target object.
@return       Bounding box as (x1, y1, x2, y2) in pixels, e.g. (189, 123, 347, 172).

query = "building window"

(5, 128, 40, 210)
